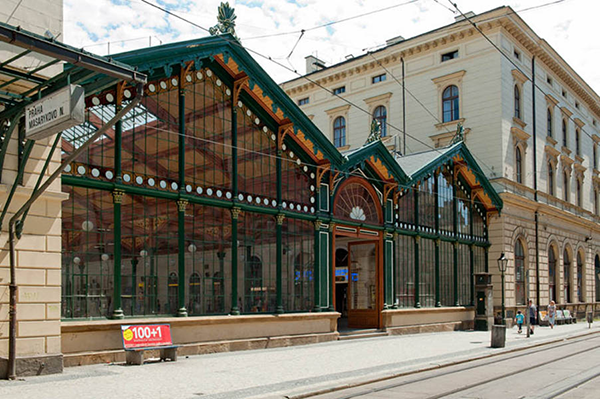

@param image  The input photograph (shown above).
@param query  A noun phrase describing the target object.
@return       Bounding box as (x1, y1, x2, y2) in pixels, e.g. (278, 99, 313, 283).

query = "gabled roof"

(395, 142, 503, 212)
(111, 33, 345, 166)
(342, 140, 408, 184)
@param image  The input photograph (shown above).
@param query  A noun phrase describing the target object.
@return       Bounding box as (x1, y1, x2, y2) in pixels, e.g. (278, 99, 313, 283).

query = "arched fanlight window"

(547, 108, 553, 137)
(334, 178, 382, 225)
(333, 116, 346, 147)
(515, 146, 523, 184)
(562, 119, 568, 147)
(514, 85, 521, 119)
(442, 85, 459, 122)
(577, 251, 584, 302)
(548, 162, 554, 196)
(564, 248, 571, 303)
(373, 105, 387, 137)
(549, 246, 557, 303)
(515, 240, 526, 305)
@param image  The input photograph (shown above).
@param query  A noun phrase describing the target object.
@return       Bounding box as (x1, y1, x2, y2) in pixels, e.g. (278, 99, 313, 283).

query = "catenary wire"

(136, 0, 559, 195)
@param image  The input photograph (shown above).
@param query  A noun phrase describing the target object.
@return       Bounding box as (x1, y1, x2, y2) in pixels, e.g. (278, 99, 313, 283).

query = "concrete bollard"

(491, 324, 506, 348)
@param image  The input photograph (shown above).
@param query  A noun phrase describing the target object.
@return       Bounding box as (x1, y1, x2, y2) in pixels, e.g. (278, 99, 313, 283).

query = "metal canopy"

(0, 21, 146, 117)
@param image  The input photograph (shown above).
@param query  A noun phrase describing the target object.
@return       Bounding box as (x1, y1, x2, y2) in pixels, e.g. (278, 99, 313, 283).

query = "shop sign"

(121, 324, 173, 349)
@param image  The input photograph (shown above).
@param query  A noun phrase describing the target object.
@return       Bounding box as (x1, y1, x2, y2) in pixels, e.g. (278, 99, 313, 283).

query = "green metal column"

(276, 214, 284, 314)
(178, 83, 186, 191)
(414, 187, 420, 308)
(176, 199, 188, 317)
(384, 235, 394, 309)
(111, 189, 125, 319)
(230, 207, 241, 315)
(328, 223, 335, 311)
(434, 171, 441, 307)
(115, 105, 122, 184)
(313, 220, 321, 312)
(435, 239, 441, 307)
(453, 168, 459, 306)
(470, 244, 475, 306)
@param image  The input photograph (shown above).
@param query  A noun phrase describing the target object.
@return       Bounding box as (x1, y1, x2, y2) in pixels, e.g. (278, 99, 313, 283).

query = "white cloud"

(64, 0, 600, 95)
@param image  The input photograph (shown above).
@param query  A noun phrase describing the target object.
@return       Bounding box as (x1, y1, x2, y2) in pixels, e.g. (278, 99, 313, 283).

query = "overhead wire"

(134, 0, 517, 190)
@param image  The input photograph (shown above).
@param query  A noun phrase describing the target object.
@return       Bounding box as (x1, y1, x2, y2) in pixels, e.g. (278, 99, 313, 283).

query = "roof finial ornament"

(450, 122, 464, 145)
(366, 118, 381, 144)
(209, 2, 239, 41)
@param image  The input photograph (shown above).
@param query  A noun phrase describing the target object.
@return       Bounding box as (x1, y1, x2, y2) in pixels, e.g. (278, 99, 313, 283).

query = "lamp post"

(497, 252, 508, 325)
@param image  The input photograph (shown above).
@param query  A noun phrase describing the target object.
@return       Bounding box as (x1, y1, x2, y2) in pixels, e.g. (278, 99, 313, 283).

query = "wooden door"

(347, 241, 379, 328)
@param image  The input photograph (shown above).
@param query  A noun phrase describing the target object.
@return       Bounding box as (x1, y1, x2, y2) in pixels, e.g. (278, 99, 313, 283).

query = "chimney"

(386, 35, 405, 47)
(454, 11, 476, 22)
(305, 55, 326, 74)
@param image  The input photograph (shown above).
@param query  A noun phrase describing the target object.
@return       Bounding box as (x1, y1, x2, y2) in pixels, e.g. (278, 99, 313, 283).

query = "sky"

(63, 0, 600, 93)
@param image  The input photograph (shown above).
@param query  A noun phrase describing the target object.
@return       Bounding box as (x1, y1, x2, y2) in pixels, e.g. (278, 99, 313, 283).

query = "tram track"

(308, 332, 600, 399)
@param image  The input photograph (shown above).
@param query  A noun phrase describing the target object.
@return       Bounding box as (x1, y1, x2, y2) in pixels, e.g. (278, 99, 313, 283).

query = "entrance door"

(347, 241, 379, 328)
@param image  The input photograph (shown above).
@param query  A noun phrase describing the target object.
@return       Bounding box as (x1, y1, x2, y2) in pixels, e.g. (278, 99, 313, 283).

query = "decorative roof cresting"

(209, 2, 239, 41)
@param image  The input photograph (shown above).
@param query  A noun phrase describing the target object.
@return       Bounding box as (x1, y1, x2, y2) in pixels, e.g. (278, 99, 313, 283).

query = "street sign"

(25, 84, 85, 140)
(121, 324, 173, 349)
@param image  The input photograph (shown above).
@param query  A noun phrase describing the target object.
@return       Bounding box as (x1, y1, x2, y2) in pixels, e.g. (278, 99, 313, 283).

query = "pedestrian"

(547, 300, 556, 329)
(515, 310, 524, 333)
(528, 299, 537, 334)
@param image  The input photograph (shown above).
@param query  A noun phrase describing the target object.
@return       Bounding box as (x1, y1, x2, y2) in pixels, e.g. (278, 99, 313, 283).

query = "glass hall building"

(58, 34, 502, 363)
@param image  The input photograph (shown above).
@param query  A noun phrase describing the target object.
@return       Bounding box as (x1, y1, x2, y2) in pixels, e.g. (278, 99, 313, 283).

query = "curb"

(286, 327, 600, 399)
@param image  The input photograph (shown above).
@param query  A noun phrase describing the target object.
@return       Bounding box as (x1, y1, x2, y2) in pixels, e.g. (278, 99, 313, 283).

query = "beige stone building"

(281, 6, 600, 320)
(0, 0, 65, 375)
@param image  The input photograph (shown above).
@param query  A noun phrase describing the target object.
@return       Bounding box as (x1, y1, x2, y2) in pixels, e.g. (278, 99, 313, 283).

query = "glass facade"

(60, 49, 496, 321)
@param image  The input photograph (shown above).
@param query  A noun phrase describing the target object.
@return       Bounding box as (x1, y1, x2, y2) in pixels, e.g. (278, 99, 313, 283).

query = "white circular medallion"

(160, 180, 167, 189)
(160, 81, 167, 90)
(206, 70, 213, 77)
(124, 89, 132, 99)
(196, 71, 203, 80)
(106, 170, 114, 179)
(135, 176, 143, 184)
(91, 97, 100, 106)
(197, 187, 203, 194)
(216, 79, 222, 86)
(238, 194, 244, 201)
(148, 178, 155, 187)
(217, 190, 222, 197)
(123, 174, 131, 182)
(186, 184, 192, 192)
(226, 192, 232, 199)
(64, 164, 72, 173)
(226, 88, 231, 96)
(282, 202, 287, 209)
(207, 188, 213, 195)
(105, 93, 114, 103)
(171, 182, 178, 190)
(186, 74, 192, 82)
(171, 78, 178, 86)
(77, 166, 85, 175)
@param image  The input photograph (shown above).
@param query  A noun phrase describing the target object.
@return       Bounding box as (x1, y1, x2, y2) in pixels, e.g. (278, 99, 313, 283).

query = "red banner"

(121, 324, 173, 349)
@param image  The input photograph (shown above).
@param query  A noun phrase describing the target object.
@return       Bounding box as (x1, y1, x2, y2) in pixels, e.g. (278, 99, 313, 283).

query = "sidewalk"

(1, 322, 598, 399)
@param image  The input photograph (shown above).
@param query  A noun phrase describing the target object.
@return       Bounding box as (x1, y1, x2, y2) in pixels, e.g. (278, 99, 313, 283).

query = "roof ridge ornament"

(209, 2, 240, 41)
(365, 118, 381, 144)
(450, 122, 464, 145)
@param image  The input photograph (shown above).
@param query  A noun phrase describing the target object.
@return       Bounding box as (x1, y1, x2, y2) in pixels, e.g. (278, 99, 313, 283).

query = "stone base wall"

(381, 307, 475, 334)
(61, 312, 340, 367)
(0, 353, 63, 378)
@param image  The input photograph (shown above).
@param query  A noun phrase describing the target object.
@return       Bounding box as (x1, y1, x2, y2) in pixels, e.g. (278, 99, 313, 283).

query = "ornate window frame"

(364, 92, 392, 141)
(432, 70, 466, 128)
(325, 104, 351, 151)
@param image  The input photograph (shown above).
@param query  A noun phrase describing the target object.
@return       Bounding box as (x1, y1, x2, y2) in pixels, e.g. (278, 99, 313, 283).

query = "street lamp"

(497, 252, 508, 325)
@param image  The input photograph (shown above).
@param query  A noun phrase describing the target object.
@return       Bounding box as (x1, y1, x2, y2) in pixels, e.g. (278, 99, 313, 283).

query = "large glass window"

(595, 255, 600, 302)
(564, 248, 571, 303)
(373, 105, 387, 137)
(549, 246, 557, 303)
(395, 235, 415, 308)
(514, 85, 521, 120)
(62, 187, 114, 319)
(333, 116, 346, 147)
(548, 162, 554, 196)
(577, 251, 584, 302)
(515, 147, 523, 184)
(515, 240, 526, 305)
(283, 219, 315, 312)
(442, 85, 459, 123)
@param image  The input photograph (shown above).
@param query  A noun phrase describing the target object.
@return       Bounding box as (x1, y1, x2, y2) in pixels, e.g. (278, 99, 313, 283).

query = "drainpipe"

(532, 56, 541, 308)
(7, 82, 145, 380)
(401, 57, 406, 155)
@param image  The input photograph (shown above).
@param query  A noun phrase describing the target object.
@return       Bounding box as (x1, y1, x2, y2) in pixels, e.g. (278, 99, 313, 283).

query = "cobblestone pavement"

(1, 322, 598, 399)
